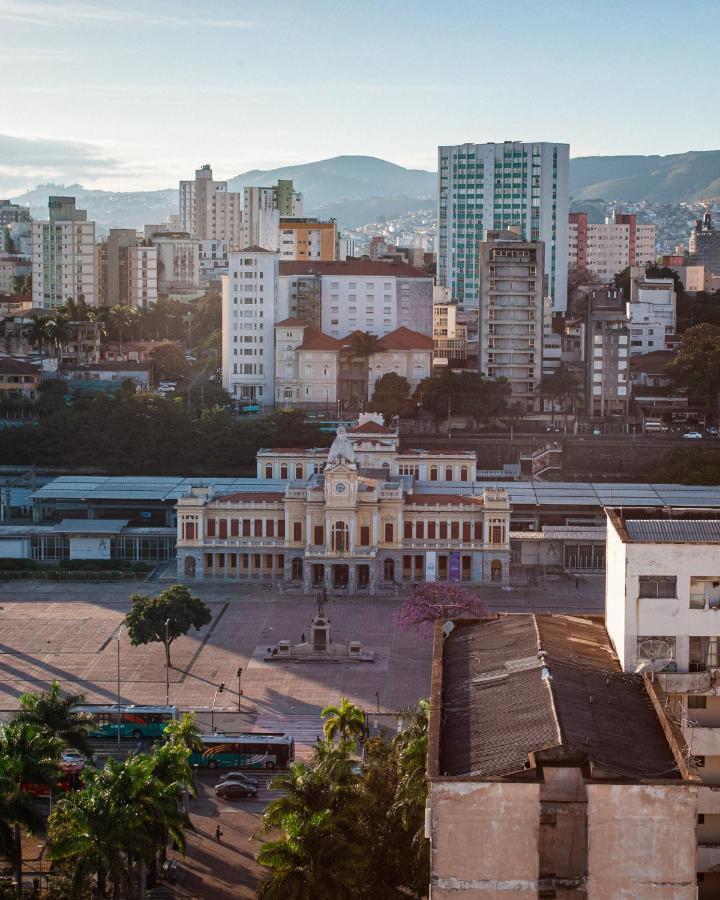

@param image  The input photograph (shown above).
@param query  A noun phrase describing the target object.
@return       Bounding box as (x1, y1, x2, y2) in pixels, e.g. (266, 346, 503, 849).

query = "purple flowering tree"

(395, 582, 487, 637)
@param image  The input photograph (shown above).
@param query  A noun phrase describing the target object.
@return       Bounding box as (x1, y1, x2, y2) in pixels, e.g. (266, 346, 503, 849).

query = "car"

(214, 781, 257, 799)
(545, 425, 561, 433)
(59, 749, 86, 773)
(215, 771, 259, 788)
(683, 431, 703, 440)
(707, 426, 719, 435)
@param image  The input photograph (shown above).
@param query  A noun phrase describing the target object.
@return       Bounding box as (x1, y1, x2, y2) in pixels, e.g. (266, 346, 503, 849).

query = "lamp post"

(165, 618, 171, 706)
(236, 667, 243, 712)
(211, 682, 225, 733)
(116, 624, 124, 746)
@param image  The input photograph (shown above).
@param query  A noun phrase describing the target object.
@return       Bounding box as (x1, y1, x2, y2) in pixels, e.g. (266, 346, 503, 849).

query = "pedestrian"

(215, 824, 223, 842)
(301, 632, 306, 643)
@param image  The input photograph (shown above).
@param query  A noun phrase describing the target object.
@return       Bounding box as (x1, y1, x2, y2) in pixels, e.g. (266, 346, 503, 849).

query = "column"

(347, 566, 357, 593)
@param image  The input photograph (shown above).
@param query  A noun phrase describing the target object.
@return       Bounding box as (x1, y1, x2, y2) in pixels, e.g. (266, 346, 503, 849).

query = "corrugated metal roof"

(52, 519, 129, 534)
(625, 519, 720, 542)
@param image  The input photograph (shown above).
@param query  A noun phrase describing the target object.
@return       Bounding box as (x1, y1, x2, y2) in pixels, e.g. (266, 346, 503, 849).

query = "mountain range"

(8, 151, 720, 232)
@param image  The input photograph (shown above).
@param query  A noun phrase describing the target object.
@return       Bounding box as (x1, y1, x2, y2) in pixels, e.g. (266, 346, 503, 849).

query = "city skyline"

(2, 0, 720, 193)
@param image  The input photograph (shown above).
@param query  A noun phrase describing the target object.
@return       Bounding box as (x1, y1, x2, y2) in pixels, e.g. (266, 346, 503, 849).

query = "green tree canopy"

(321, 698, 367, 747)
(667, 323, 720, 415)
(370, 372, 411, 423)
(419, 371, 511, 428)
(15, 680, 94, 754)
(150, 343, 190, 384)
(125, 584, 211, 667)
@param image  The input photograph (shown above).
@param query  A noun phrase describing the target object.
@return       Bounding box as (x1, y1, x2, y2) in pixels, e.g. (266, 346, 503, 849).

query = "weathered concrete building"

(428, 613, 699, 898)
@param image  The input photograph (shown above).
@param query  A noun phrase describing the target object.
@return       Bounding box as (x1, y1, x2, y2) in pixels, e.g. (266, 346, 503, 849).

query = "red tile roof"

(214, 492, 285, 503)
(279, 260, 430, 278)
(377, 326, 434, 351)
(275, 318, 308, 328)
(0, 357, 40, 376)
(299, 327, 343, 351)
(405, 494, 483, 506)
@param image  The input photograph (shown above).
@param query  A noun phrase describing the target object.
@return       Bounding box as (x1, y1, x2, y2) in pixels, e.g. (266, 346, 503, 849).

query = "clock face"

(335, 482, 347, 494)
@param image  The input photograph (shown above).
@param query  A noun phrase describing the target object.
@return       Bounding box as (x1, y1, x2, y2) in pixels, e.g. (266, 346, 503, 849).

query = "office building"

(243, 181, 303, 250)
(279, 218, 337, 261)
(437, 141, 569, 311)
(585, 286, 630, 417)
(221, 248, 279, 406)
(0, 200, 30, 227)
(31, 197, 96, 308)
(569, 210, 656, 281)
(179, 164, 242, 243)
(628, 269, 676, 355)
(478, 229, 544, 411)
(428, 612, 699, 898)
(97, 229, 158, 308)
(278, 260, 433, 338)
(690, 211, 720, 275)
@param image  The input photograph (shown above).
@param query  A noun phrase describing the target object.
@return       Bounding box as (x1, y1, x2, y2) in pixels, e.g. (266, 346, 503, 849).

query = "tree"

(150, 343, 190, 384)
(124, 584, 212, 668)
(163, 712, 202, 813)
(28, 315, 50, 364)
(567, 265, 597, 314)
(45, 312, 71, 362)
(395, 582, 487, 634)
(348, 331, 380, 357)
(667, 324, 720, 417)
(538, 364, 580, 424)
(370, 373, 410, 423)
(614, 266, 631, 301)
(419, 372, 510, 429)
(651, 447, 720, 485)
(321, 698, 367, 746)
(15, 680, 94, 755)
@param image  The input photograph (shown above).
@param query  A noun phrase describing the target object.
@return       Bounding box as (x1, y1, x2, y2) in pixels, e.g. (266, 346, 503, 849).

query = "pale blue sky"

(1, 0, 718, 193)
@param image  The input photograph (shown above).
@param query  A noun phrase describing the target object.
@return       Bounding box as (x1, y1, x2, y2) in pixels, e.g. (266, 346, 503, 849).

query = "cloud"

(0, 0, 253, 28)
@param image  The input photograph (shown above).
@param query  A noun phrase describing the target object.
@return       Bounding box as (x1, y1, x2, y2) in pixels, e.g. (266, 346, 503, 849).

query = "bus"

(190, 733, 295, 770)
(73, 704, 179, 740)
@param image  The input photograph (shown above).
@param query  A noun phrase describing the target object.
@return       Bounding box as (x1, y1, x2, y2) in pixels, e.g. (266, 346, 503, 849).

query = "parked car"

(214, 781, 257, 799)
(215, 771, 259, 788)
(59, 749, 86, 773)
(707, 426, 719, 435)
(683, 431, 703, 440)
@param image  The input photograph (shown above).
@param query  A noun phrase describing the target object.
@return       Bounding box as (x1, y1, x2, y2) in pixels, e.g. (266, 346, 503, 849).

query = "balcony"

(303, 546, 378, 559)
(658, 672, 714, 694)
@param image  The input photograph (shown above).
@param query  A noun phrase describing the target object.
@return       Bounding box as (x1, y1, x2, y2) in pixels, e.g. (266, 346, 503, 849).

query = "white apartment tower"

(243, 181, 303, 250)
(179, 165, 242, 244)
(32, 196, 96, 308)
(438, 141, 569, 312)
(222, 248, 279, 406)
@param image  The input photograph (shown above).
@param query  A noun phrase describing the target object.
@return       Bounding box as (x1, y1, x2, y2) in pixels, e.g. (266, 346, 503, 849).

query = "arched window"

(460, 466, 469, 482)
(280, 464, 288, 479)
(445, 466, 453, 481)
(491, 559, 502, 582)
(295, 464, 303, 479)
(332, 521, 350, 552)
(184, 556, 196, 577)
(291, 557, 303, 580)
(383, 558, 395, 582)
(430, 465, 438, 482)
(264, 464, 273, 479)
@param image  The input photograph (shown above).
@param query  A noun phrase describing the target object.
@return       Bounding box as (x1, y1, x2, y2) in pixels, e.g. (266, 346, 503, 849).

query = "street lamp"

(211, 682, 225, 733)
(164, 618, 172, 706)
(236, 667, 243, 712)
(116, 624, 124, 746)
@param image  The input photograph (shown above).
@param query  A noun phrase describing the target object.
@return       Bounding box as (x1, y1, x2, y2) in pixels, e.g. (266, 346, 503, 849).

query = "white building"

(222, 248, 279, 406)
(199, 239, 230, 283)
(337, 235, 356, 260)
(438, 141, 569, 312)
(32, 197, 96, 308)
(179, 164, 242, 244)
(278, 260, 433, 338)
(628, 270, 676, 356)
(150, 233, 200, 293)
(243, 181, 303, 250)
(569, 211, 656, 282)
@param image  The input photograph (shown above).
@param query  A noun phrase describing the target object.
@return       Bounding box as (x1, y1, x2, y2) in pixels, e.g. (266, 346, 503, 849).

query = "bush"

(0, 558, 38, 571)
(56, 559, 142, 572)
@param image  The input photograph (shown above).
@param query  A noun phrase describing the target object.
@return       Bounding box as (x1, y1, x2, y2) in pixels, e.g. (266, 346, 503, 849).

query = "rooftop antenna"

(635, 639, 674, 681)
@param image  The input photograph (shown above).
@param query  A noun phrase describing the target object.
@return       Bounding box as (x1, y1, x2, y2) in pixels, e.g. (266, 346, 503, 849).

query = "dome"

(325, 426, 356, 467)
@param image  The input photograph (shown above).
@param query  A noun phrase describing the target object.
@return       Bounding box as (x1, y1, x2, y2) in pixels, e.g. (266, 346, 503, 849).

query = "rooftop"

(607, 508, 720, 543)
(279, 259, 430, 279)
(0, 357, 40, 375)
(435, 614, 682, 781)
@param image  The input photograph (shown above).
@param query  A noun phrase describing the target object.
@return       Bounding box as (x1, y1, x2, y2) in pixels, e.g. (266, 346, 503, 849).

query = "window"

(416, 522, 425, 539)
(360, 525, 370, 546)
(206, 519, 216, 537)
(384, 522, 394, 542)
(450, 522, 459, 540)
(331, 521, 349, 552)
(460, 466, 469, 482)
(430, 465, 438, 481)
(404, 521, 412, 539)
(218, 520, 227, 539)
(264, 464, 273, 479)
(428, 522, 436, 539)
(688, 695, 708, 709)
(445, 466, 453, 481)
(280, 464, 288, 479)
(689, 637, 720, 672)
(242, 519, 251, 537)
(439, 522, 448, 540)
(293, 522, 302, 542)
(638, 575, 676, 598)
(383, 558, 395, 581)
(254, 519, 262, 537)
(314, 525, 324, 546)
(295, 464, 303, 479)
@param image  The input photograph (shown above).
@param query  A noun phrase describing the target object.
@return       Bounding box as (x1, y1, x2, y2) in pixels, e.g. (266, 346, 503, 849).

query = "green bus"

(74, 704, 179, 740)
(190, 733, 295, 769)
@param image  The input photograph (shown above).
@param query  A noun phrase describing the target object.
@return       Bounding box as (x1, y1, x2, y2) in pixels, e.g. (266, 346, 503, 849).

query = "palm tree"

(321, 698, 367, 746)
(108, 305, 139, 350)
(163, 711, 202, 755)
(45, 313, 71, 365)
(15, 680, 94, 754)
(0, 755, 45, 899)
(0, 722, 61, 895)
(348, 331, 380, 357)
(390, 699, 430, 877)
(28, 315, 50, 365)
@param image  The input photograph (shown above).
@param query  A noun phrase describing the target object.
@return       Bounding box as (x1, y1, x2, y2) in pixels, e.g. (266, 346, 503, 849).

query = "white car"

(59, 749, 86, 773)
(683, 431, 703, 440)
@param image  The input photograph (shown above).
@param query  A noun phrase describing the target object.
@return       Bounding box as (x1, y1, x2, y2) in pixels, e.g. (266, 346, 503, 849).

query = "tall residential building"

(278, 218, 337, 261)
(477, 229, 544, 412)
(585, 286, 630, 417)
(569, 210, 656, 281)
(97, 229, 158, 308)
(0, 200, 31, 227)
(605, 506, 720, 897)
(437, 141, 569, 311)
(221, 248, 279, 406)
(689, 211, 720, 275)
(628, 269, 677, 355)
(179, 164, 242, 243)
(32, 196, 96, 308)
(243, 181, 303, 249)
(149, 232, 200, 294)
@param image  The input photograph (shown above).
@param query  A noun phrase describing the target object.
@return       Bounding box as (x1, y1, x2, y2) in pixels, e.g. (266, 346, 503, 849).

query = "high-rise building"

(221, 248, 279, 406)
(32, 196, 96, 308)
(478, 229, 544, 412)
(149, 232, 200, 294)
(278, 218, 337, 261)
(96, 229, 158, 308)
(179, 164, 242, 244)
(437, 141, 569, 311)
(585, 287, 630, 417)
(0, 200, 31, 227)
(689, 211, 720, 275)
(568, 210, 656, 281)
(243, 181, 303, 250)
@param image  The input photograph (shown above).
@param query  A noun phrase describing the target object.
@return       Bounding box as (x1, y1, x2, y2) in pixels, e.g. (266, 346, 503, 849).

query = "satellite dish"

(635, 639, 674, 674)
(442, 620, 455, 638)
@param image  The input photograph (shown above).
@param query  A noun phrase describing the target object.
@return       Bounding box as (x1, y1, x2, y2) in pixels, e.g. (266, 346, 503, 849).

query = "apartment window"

(638, 575, 676, 598)
(689, 637, 720, 672)
(688, 695, 708, 709)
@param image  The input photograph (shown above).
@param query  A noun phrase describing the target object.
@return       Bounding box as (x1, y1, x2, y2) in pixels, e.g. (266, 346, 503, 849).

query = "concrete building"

(149, 232, 200, 294)
(428, 612, 700, 898)
(0, 200, 31, 226)
(605, 506, 720, 896)
(179, 164, 242, 244)
(176, 424, 509, 588)
(0, 357, 40, 401)
(279, 218, 337, 261)
(243, 181, 303, 250)
(32, 197, 95, 308)
(199, 239, 229, 284)
(584, 286, 630, 418)
(628, 269, 677, 356)
(690, 211, 720, 275)
(569, 210, 656, 282)
(221, 247, 279, 406)
(336, 235, 356, 260)
(659, 257, 705, 293)
(432, 301, 467, 366)
(478, 229, 544, 412)
(437, 141, 569, 311)
(278, 260, 433, 338)
(97, 229, 158, 308)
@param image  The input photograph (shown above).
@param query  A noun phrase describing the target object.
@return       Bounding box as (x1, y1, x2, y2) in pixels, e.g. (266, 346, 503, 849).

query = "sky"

(1, 0, 719, 194)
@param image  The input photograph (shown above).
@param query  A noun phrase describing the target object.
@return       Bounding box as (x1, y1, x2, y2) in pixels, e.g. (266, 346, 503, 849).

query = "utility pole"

(236, 667, 243, 711)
